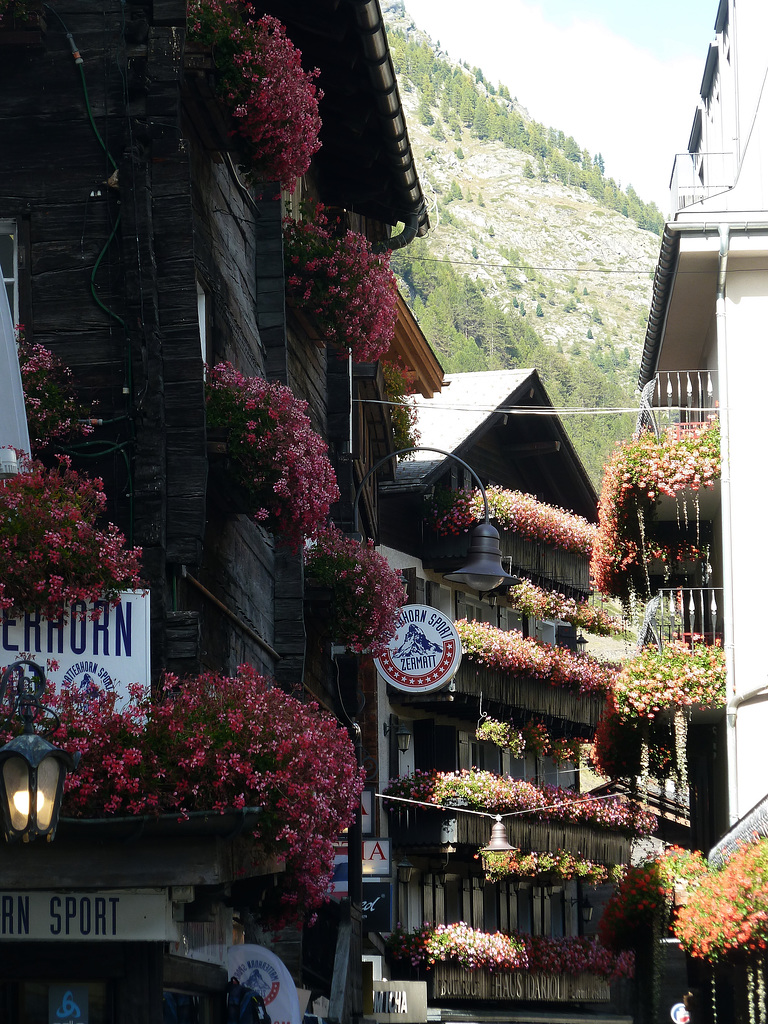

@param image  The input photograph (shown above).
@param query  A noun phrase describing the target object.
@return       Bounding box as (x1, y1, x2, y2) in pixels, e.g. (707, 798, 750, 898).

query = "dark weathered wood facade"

(0, 0, 431, 1019)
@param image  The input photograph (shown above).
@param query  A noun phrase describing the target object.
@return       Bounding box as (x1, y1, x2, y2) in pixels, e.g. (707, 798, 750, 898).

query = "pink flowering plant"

(384, 769, 657, 835)
(476, 715, 584, 766)
(17, 334, 93, 451)
(523, 934, 634, 980)
(386, 922, 527, 971)
(186, 2, 322, 191)
(599, 847, 708, 952)
(425, 485, 596, 556)
(675, 839, 768, 962)
(509, 579, 623, 636)
(592, 421, 720, 604)
(456, 618, 618, 697)
(205, 362, 339, 550)
(613, 640, 726, 720)
(0, 455, 143, 619)
(38, 665, 364, 928)
(284, 200, 398, 363)
(475, 717, 524, 756)
(481, 848, 623, 886)
(386, 923, 633, 981)
(304, 524, 405, 654)
(382, 358, 420, 454)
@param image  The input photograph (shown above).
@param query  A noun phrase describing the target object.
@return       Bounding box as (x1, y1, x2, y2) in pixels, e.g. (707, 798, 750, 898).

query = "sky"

(400, 0, 719, 213)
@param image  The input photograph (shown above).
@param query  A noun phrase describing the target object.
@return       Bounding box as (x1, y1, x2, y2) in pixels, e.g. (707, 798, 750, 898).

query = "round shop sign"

(670, 1004, 690, 1024)
(375, 604, 461, 693)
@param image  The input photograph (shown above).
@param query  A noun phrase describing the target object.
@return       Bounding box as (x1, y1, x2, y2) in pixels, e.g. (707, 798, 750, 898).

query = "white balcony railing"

(638, 587, 723, 650)
(670, 151, 735, 212)
(636, 370, 718, 438)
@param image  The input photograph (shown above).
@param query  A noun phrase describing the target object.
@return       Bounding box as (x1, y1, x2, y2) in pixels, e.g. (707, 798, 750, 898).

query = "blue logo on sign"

(56, 990, 81, 1019)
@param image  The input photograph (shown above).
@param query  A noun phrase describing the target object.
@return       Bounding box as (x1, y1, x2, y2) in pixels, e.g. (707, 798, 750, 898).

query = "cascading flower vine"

(205, 362, 339, 550)
(304, 524, 405, 654)
(384, 769, 657, 835)
(284, 199, 398, 363)
(425, 485, 596, 556)
(456, 618, 618, 697)
(509, 579, 623, 636)
(186, 2, 322, 191)
(36, 665, 365, 929)
(0, 455, 143, 619)
(591, 420, 720, 604)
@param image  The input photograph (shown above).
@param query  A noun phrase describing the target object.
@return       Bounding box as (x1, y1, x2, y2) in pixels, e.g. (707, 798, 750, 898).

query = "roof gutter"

(350, 0, 429, 245)
(638, 220, 768, 388)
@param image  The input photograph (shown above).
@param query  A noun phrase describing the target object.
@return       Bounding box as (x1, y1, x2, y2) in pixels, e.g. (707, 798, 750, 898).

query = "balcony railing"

(452, 661, 603, 729)
(636, 370, 718, 438)
(670, 151, 735, 212)
(638, 587, 723, 650)
(388, 806, 632, 865)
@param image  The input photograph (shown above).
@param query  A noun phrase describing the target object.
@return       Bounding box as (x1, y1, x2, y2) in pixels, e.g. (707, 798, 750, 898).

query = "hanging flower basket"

(591, 421, 720, 605)
(0, 456, 143, 619)
(303, 524, 405, 654)
(17, 336, 94, 451)
(283, 200, 398, 364)
(205, 362, 339, 550)
(186, 3, 322, 190)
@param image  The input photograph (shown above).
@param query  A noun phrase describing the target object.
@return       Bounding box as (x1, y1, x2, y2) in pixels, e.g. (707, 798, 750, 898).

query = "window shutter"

(434, 725, 457, 772)
(413, 719, 434, 773)
(402, 567, 425, 605)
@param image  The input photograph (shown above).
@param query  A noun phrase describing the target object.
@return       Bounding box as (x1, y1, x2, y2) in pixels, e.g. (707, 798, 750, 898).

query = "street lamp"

(353, 447, 518, 593)
(0, 659, 80, 843)
(384, 717, 411, 754)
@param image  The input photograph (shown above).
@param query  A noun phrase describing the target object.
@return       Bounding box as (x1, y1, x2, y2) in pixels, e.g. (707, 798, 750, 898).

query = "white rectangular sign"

(0, 889, 177, 941)
(362, 838, 391, 877)
(0, 591, 150, 701)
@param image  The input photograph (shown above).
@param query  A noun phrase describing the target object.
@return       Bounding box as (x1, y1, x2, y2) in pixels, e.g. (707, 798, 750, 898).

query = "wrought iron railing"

(636, 370, 718, 438)
(638, 587, 723, 650)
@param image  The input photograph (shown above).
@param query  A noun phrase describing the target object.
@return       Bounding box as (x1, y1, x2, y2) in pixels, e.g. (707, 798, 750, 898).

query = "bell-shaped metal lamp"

(482, 814, 514, 853)
(443, 522, 519, 592)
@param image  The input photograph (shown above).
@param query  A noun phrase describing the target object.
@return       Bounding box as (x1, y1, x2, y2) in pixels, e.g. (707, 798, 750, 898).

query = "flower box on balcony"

(429, 962, 610, 1004)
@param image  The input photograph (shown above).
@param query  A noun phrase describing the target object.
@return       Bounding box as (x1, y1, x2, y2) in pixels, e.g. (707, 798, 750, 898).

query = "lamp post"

(0, 659, 80, 843)
(353, 446, 518, 593)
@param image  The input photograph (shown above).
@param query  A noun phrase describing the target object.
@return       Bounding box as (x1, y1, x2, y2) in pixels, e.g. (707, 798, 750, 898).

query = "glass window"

(0, 222, 17, 326)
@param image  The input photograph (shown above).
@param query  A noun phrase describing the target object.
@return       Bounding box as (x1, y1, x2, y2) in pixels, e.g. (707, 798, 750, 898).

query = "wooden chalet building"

(0, 1, 436, 1021)
(358, 372, 636, 1022)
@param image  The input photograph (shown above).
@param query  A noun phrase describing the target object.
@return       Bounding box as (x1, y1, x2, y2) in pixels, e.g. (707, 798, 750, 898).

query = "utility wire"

(377, 790, 624, 820)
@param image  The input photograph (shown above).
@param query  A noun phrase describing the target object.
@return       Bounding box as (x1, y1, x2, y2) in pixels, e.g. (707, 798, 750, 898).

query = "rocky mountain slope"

(382, 2, 664, 482)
